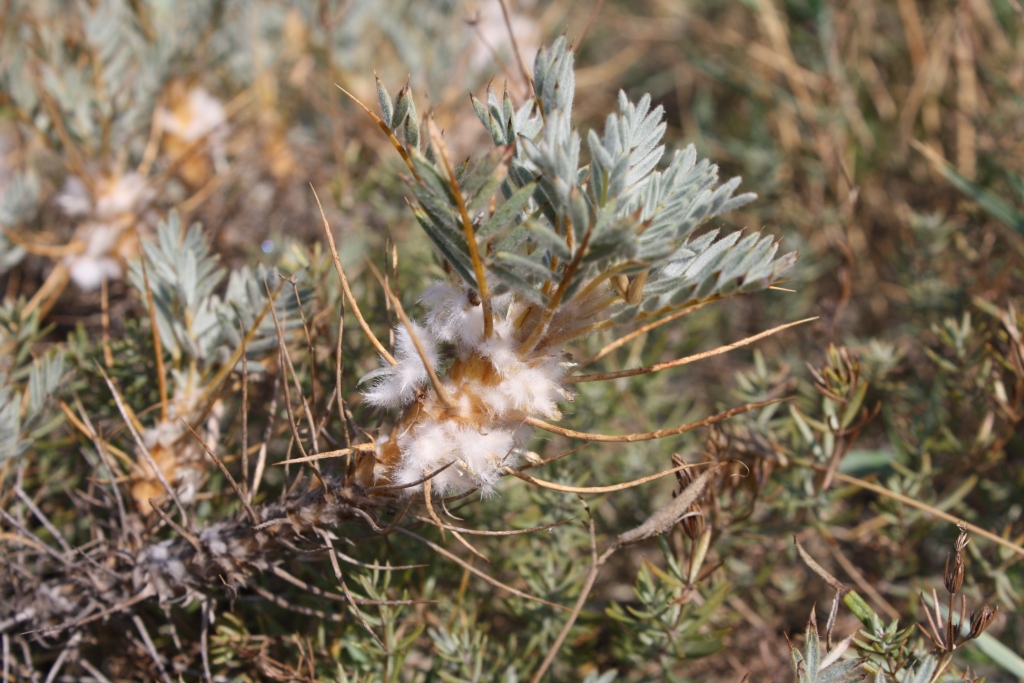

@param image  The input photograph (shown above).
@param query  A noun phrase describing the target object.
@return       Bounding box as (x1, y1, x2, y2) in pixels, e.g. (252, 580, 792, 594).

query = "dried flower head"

(673, 457, 707, 540)
(944, 522, 969, 595)
(967, 604, 998, 640)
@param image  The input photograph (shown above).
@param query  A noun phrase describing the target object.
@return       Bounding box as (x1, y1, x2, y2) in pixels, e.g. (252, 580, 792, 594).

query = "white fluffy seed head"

(362, 285, 573, 496)
(159, 87, 227, 143)
(94, 173, 150, 219)
(390, 419, 519, 496)
(60, 172, 152, 219)
(419, 281, 516, 352)
(58, 172, 155, 290)
(64, 221, 127, 290)
(476, 335, 568, 420)
(359, 323, 439, 409)
(67, 254, 122, 291)
(420, 282, 479, 344)
(56, 176, 92, 217)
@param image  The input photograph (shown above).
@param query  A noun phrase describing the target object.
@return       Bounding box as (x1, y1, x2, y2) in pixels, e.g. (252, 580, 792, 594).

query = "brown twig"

(827, 469, 1024, 558)
(267, 278, 322, 457)
(238, 320, 249, 501)
(138, 255, 169, 422)
(147, 498, 202, 555)
(98, 367, 190, 526)
(0, 507, 72, 569)
(67, 397, 133, 542)
(132, 614, 173, 683)
(250, 375, 279, 503)
(335, 84, 418, 180)
(578, 303, 708, 367)
(569, 318, 816, 383)
(12, 486, 73, 555)
(526, 398, 785, 443)
(252, 585, 345, 623)
(271, 566, 432, 606)
(498, 0, 534, 91)
(363, 460, 455, 492)
(530, 501, 616, 683)
(335, 293, 352, 450)
(395, 527, 569, 611)
(311, 184, 397, 365)
(196, 280, 285, 426)
(424, 475, 490, 564)
(318, 531, 388, 650)
(365, 259, 453, 409)
(426, 119, 494, 340)
(504, 462, 708, 494)
(180, 419, 259, 526)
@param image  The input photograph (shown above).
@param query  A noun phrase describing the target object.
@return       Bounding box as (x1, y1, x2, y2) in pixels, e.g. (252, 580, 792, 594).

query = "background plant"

(2, 1, 1024, 682)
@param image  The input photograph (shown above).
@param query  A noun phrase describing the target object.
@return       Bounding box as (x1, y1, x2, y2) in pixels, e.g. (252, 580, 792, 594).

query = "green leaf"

(524, 220, 571, 260)
(479, 181, 537, 239)
(937, 163, 1024, 235)
(375, 76, 393, 130)
(489, 251, 555, 281)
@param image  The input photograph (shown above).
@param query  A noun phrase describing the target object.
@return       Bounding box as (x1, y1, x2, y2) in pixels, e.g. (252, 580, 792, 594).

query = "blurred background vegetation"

(1, 0, 1023, 680)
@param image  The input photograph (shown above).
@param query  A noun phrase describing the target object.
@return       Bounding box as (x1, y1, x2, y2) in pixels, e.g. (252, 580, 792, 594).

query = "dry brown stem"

(526, 398, 785, 443)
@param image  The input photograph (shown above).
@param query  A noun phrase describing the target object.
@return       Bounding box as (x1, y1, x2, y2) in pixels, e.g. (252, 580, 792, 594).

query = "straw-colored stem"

(195, 282, 284, 426)
(425, 476, 490, 564)
(520, 221, 593, 354)
(569, 318, 816, 383)
(504, 462, 707, 494)
(579, 303, 708, 368)
(311, 184, 397, 365)
(335, 84, 418, 181)
(529, 510, 615, 683)
(144, 87, 253, 200)
(366, 260, 453, 409)
(829, 467, 1024, 558)
(267, 283, 321, 456)
(22, 262, 70, 319)
(526, 398, 784, 442)
(426, 119, 494, 339)
(569, 262, 638, 304)
(37, 89, 94, 194)
(98, 367, 189, 526)
(543, 318, 616, 348)
(394, 527, 568, 611)
(139, 255, 169, 422)
(273, 444, 376, 467)
(180, 419, 259, 527)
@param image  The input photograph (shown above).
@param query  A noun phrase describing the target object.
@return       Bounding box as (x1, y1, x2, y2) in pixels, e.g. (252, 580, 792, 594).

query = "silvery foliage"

(0, 0, 506, 157)
(0, 169, 38, 273)
(0, 0, 221, 160)
(868, 656, 946, 683)
(0, 306, 66, 461)
(219, 0, 482, 97)
(127, 212, 305, 371)
(788, 614, 863, 683)
(0, 0, 505, 265)
(0, 0, 226, 258)
(380, 38, 795, 315)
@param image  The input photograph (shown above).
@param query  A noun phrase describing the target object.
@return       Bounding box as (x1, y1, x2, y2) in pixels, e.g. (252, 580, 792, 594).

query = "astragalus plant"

(2, 37, 802, 680)
(350, 36, 796, 497)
